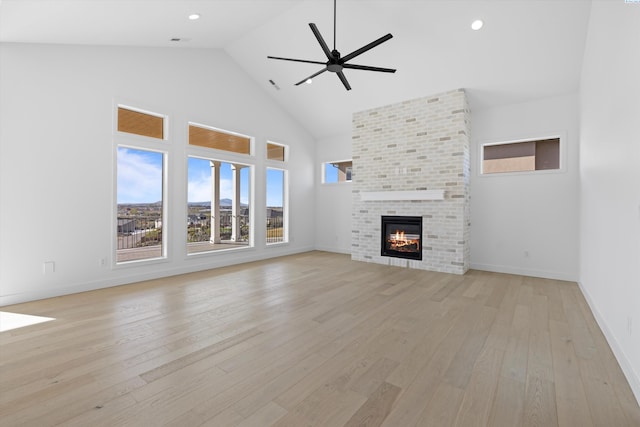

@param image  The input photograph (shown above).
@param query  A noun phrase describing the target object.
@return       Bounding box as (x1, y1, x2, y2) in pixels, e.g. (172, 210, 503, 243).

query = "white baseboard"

(470, 262, 577, 282)
(0, 245, 315, 307)
(577, 281, 640, 406)
(313, 245, 351, 255)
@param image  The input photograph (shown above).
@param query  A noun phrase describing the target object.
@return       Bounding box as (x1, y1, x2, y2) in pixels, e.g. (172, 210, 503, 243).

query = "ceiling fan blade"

(341, 33, 393, 63)
(294, 67, 329, 86)
(336, 71, 352, 91)
(268, 56, 327, 65)
(309, 23, 333, 60)
(343, 64, 396, 73)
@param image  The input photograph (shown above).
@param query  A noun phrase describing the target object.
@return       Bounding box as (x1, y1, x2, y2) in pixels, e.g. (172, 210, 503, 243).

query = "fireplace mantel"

(359, 189, 445, 201)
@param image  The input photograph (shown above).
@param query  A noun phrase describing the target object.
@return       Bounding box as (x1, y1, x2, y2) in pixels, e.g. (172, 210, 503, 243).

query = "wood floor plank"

(523, 329, 558, 426)
(488, 375, 526, 427)
(343, 381, 401, 427)
(416, 382, 465, 427)
(443, 305, 497, 389)
(548, 319, 594, 427)
(453, 346, 504, 427)
(234, 401, 288, 427)
(0, 251, 637, 427)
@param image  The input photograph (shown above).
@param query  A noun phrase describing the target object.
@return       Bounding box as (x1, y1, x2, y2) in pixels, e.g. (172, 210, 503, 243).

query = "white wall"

(315, 133, 352, 254)
(579, 1, 640, 403)
(470, 93, 580, 281)
(316, 91, 583, 279)
(0, 43, 316, 305)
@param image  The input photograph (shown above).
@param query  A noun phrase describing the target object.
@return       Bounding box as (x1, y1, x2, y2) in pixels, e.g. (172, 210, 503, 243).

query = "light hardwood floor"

(1, 251, 638, 426)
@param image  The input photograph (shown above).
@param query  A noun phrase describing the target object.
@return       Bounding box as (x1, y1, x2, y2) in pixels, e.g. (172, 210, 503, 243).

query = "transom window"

(189, 123, 252, 155)
(117, 106, 165, 140)
(267, 142, 286, 161)
(481, 137, 560, 174)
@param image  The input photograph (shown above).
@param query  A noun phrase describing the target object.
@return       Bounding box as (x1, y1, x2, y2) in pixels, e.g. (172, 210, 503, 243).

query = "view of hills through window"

(116, 147, 164, 263)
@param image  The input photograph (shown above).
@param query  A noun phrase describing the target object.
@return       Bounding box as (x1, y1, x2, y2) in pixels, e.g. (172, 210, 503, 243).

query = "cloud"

(117, 148, 163, 203)
(187, 160, 233, 202)
(188, 176, 234, 202)
(117, 152, 244, 205)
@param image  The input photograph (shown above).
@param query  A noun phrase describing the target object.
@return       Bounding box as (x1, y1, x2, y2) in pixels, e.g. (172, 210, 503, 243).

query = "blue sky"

(187, 157, 250, 205)
(325, 163, 338, 183)
(117, 148, 163, 204)
(117, 148, 283, 207)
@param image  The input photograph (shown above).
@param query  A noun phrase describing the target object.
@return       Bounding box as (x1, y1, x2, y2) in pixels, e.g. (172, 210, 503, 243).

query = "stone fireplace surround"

(351, 89, 470, 274)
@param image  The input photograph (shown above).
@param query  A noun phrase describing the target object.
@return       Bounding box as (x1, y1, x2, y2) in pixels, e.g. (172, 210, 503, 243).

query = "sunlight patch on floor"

(0, 311, 55, 332)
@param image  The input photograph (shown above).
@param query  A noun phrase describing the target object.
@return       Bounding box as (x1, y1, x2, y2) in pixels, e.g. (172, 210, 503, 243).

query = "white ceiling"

(0, 0, 593, 139)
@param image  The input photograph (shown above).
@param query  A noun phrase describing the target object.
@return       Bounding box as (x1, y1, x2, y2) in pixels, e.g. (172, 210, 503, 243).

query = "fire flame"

(389, 229, 420, 251)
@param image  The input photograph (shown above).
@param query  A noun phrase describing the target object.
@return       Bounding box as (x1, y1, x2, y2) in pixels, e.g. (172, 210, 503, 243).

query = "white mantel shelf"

(359, 189, 445, 201)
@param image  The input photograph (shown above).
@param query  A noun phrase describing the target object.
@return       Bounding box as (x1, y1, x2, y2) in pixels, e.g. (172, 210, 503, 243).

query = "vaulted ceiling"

(0, 0, 592, 139)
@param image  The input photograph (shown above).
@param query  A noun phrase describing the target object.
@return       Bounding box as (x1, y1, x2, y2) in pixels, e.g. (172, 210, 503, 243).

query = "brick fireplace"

(351, 89, 470, 274)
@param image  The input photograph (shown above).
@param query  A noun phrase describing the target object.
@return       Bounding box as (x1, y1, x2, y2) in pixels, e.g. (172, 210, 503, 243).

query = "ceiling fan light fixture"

(471, 19, 484, 30)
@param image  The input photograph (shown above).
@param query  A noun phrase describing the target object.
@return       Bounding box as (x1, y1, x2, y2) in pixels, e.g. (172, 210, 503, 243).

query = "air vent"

(269, 79, 280, 90)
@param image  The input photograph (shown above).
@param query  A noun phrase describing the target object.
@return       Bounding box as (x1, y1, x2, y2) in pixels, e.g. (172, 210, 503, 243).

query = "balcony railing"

(117, 211, 282, 262)
(117, 216, 162, 250)
(116, 216, 162, 263)
(188, 213, 250, 243)
(266, 216, 284, 244)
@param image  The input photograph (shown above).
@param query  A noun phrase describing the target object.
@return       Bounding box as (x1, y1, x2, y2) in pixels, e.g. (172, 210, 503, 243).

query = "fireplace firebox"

(381, 216, 423, 261)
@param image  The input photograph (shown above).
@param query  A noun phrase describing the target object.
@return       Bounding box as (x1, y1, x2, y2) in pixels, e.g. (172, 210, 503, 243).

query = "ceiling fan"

(267, 0, 396, 91)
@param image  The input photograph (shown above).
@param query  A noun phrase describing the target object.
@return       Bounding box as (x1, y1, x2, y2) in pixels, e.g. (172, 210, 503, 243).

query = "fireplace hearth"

(381, 216, 423, 261)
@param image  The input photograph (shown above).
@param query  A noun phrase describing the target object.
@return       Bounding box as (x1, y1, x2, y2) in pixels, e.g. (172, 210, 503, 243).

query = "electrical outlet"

(524, 250, 530, 258)
(98, 258, 106, 267)
(43, 261, 55, 275)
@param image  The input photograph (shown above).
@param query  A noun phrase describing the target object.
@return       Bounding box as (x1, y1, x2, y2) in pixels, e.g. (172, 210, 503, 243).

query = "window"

(116, 147, 165, 263)
(323, 160, 352, 183)
(482, 137, 560, 174)
(117, 106, 165, 139)
(266, 141, 288, 245)
(267, 142, 286, 161)
(115, 104, 167, 264)
(187, 157, 251, 254)
(266, 168, 287, 244)
(189, 123, 251, 155)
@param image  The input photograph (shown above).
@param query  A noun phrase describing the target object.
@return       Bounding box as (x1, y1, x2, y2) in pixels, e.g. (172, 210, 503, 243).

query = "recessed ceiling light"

(188, 14, 200, 20)
(306, 79, 312, 85)
(471, 19, 484, 30)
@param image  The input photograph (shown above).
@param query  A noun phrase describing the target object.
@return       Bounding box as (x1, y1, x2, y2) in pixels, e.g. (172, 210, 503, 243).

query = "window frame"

(116, 104, 169, 141)
(265, 140, 289, 246)
(185, 153, 254, 255)
(265, 166, 289, 246)
(188, 122, 254, 157)
(478, 132, 566, 177)
(266, 141, 288, 162)
(113, 143, 169, 267)
(322, 159, 353, 184)
(185, 121, 256, 256)
(113, 102, 170, 268)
